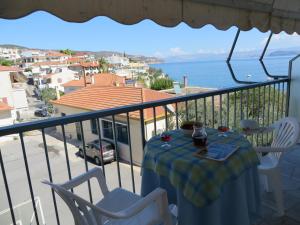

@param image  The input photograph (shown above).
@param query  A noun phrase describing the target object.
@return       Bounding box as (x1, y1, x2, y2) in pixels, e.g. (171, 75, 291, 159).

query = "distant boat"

(247, 74, 252, 78)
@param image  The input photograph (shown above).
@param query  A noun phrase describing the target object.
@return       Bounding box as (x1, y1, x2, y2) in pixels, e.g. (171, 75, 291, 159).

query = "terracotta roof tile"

(63, 73, 125, 87)
(0, 102, 13, 111)
(46, 51, 69, 57)
(31, 61, 67, 67)
(52, 86, 173, 120)
(80, 61, 99, 68)
(67, 57, 85, 64)
(0, 66, 20, 72)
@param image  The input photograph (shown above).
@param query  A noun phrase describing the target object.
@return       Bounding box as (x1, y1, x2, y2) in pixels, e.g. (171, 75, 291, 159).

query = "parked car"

(78, 139, 115, 165)
(34, 107, 49, 117)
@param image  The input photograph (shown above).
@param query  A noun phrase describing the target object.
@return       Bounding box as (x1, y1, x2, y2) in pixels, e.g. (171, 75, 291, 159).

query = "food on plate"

(160, 133, 171, 142)
(218, 126, 229, 132)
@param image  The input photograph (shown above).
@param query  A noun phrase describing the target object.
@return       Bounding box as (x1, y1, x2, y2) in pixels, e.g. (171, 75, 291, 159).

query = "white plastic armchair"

(255, 117, 300, 160)
(42, 167, 174, 225)
(254, 117, 300, 216)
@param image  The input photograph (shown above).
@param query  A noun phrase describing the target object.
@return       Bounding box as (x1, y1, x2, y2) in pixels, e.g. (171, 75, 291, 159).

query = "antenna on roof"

(82, 66, 87, 87)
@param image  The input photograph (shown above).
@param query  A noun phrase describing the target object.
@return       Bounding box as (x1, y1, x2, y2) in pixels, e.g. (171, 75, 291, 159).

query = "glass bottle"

(192, 122, 207, 147)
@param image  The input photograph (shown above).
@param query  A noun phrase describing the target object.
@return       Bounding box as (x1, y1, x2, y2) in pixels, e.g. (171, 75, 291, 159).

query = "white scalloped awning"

(1, 0, 300, 34)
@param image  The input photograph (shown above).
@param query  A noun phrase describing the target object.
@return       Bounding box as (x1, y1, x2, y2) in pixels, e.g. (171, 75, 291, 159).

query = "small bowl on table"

(180, 121, 194, 136)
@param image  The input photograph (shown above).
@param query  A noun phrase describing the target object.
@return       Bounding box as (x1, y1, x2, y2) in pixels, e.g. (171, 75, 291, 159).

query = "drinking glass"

(160, 132, 171, 148)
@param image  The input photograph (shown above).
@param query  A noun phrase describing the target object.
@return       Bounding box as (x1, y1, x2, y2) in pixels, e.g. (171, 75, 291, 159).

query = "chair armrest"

(241, 126, 275, 136)
(92, 188, 172, 224)
(115, 188, 173, 224)
(254, 146, 288, 153)
(44, 181, 173, 225)
(42, 180, 115, 217)
(61, 167, 109, 196)
(253, 126, 275, 134)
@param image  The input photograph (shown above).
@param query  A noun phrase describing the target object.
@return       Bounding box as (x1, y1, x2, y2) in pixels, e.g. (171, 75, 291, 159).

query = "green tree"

(174, 86, 286, 147)
(98, 58, 109, 73)
(24, 68, 32, 72)
(59, 49, 75, 56)
(0, 59, 14, 66)
(150, 77, 174, 90)
(129, 58, 137, 63)
(41, 88, 57, 104)
(40, 88, 64, 113)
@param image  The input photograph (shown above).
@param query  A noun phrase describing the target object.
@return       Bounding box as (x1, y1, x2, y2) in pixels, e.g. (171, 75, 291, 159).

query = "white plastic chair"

(42, 167, 175, 225)
(254, 117, 300, 216)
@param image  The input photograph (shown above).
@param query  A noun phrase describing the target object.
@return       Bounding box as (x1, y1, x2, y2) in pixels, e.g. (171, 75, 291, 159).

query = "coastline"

(149, 57, 291, 89)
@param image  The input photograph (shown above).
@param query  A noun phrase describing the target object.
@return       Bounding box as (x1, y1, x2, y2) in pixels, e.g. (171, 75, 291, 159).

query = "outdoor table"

(141, 128, 261, 225)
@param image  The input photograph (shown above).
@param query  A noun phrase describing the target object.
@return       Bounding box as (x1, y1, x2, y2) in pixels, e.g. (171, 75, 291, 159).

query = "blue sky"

(0, 11, 300, 58)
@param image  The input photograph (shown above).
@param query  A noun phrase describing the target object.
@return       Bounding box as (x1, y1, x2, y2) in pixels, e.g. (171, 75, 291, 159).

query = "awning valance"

(1, 0, 300, 34)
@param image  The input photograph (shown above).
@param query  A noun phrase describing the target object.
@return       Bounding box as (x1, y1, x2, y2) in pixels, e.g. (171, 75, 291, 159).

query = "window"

(102, 120, 128, 144)
(116, 123, 128, 144)
(90, 119, 98, 135)
(75, 122, 82, 141)
(102, 120, 113, 139)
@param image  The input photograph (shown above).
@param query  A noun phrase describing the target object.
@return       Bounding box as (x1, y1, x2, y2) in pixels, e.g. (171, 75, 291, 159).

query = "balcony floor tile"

(257, 144, 300, 225)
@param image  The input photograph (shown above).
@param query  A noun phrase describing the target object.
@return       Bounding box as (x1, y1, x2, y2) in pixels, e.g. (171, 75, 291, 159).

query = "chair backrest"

(271, 117, 300, 159)
(43, 181, 104, 225)
(43, 168, 173, 225)
(42, 168, 110, 225)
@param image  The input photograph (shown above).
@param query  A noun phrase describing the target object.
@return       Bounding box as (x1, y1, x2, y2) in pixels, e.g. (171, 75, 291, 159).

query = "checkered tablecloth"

(142, 128, 259, 207)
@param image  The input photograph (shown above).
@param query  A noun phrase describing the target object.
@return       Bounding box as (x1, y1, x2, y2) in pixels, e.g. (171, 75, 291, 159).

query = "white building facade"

(0, 47, 21, 61)
(0, 67, 29, 122)
(106, 55, 130, 67)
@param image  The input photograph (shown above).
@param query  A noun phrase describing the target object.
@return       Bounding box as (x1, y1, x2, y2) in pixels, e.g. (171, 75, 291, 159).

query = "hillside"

(0, 44, 163, 63)
(80, 50, 162, 63)
(0, 44, 28, 49)
(268, 50, 299, 57)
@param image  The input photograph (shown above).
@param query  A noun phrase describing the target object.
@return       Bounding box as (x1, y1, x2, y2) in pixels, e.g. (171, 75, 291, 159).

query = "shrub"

(150, 77, 173, 90)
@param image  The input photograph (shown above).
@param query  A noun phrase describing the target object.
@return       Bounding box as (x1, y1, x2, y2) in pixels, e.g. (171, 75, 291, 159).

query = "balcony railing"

(0, 78, 289, 225)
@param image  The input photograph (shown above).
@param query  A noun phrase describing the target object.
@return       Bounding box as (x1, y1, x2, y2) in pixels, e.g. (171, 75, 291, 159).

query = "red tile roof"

(80, 61, 99, 68)
(46, 51, 69, 57)
(67, 57, 85, 64)
(63, 73, 125, 87)
(0, 66, 20, 72)
(52, 86, 173, 120)
(0, 102, 13, 111)
(31, 61, 68, 67)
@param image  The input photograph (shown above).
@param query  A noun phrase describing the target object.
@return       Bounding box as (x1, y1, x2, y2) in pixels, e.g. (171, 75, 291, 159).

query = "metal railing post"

(41, 129, 60, 225)
(0, 149, 17, 225)
(19, 133, 40, 225)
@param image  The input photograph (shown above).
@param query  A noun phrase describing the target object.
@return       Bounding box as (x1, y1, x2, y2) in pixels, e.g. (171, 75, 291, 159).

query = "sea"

(151, 56, 292, 89)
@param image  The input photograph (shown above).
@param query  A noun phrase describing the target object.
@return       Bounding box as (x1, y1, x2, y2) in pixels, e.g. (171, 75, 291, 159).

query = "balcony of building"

(1, 1, 300, 225)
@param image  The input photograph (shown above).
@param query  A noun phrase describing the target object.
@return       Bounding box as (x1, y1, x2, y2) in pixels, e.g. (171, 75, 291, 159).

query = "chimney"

(56, 87, 60, 100)
(91, 75, 95, 85)
(183, 75, 188, 88)
(82, 67, 87, 87)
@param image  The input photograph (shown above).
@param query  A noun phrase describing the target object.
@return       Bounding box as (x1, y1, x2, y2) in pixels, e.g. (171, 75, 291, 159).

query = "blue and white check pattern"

(142, 128, 259, 207)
